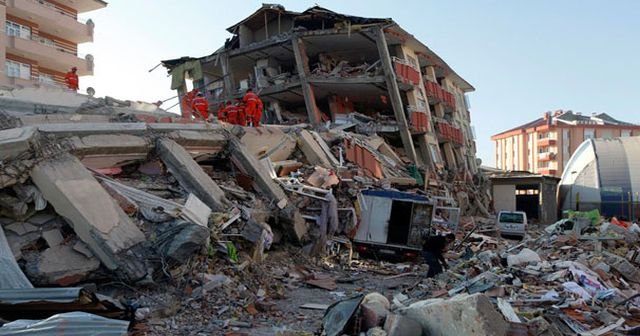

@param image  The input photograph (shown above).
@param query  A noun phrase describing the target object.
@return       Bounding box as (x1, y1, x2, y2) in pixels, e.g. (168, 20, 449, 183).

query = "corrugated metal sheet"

(0, 226, 33, 289)
(0, 287, 83, 304)
(0, 288, 130, 321)
(0, 311, 129, 336)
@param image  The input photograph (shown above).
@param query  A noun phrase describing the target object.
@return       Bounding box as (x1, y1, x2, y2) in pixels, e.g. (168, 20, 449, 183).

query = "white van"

(497, 211, 527, 238)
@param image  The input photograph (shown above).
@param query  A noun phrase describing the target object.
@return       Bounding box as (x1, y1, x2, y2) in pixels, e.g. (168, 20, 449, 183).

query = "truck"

(352, 190, 435, 259)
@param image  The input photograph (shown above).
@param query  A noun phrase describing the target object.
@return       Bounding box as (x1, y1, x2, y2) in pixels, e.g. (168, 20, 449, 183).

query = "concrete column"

(291, 35, 321, 126)
(156, 138, 230, 212)
(220, 52, 235, 99)
(30, 154, 147, 282)
(228, 137, 307, 241)
(374, 27, 418, 164)
(442, 142, 457, 170)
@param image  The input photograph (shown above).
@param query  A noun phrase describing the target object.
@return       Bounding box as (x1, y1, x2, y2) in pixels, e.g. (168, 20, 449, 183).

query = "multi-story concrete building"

(0, 0, 106, 87)
(162, 4, 479, 177)
(492, 110, 640, 176)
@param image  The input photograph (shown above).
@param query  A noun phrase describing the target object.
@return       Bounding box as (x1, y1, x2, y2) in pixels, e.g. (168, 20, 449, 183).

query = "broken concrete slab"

(400, 293, 509, 336)
(168, 129, 227, 155)
(297, 129, 334, 168)
(28, 245, 100, 286)
(4, 222, 39, 236)
(42, 228, 64, 247)
(241, 127, 297, 161)
(70, 134, 151, 169)
(156, 220, 210, 264)
(26, 212, 57, 226)
(361, 292, 391, 329)
(73, 241, 94, 258)
(30, 154, 147, 282)
(157, 138, 230, 212)
(0, 127, 36, 161)
(384, 313, 421, 336)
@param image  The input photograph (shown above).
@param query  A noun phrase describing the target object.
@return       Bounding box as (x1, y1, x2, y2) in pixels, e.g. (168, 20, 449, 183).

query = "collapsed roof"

(161, 4, 474, 91)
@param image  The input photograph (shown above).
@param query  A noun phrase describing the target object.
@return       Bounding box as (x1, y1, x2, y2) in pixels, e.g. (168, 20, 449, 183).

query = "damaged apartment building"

(162, 4, 481, 195)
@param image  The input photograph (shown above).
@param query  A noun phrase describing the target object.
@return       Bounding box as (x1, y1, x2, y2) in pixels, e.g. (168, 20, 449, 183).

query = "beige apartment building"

(0, 0, 106, 88)
(492, 110, 640, 177)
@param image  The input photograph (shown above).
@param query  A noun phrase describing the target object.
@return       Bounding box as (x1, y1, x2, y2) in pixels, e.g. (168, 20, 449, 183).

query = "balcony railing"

(407, 106, 429, 133)
(392, 57, 421, 86)
(435, 120, 463, 145)
(28, 0, 90, 23)
(424, 80, 456, 110)
(7, 32, 87, 58)
(538, 152, 556, 161)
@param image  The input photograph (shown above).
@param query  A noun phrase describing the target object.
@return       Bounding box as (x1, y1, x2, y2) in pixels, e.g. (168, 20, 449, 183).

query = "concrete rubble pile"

(5, 90, 637, 335)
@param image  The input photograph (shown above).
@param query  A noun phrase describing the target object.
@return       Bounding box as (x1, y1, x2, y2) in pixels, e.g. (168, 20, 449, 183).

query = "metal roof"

(0, 311, 129, 336)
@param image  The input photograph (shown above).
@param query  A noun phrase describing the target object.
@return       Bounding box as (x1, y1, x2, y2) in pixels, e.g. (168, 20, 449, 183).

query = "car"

(497, 211, 527, 238)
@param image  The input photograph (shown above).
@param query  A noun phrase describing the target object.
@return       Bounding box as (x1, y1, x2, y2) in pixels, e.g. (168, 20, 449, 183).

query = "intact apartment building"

(0, 0, 106, 87)
(492, 110, 640, 177)
(162, 4, 479, 176)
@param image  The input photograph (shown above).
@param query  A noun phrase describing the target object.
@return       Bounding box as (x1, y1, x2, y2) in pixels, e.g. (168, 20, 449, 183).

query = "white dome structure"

(558, 136, 640, 219)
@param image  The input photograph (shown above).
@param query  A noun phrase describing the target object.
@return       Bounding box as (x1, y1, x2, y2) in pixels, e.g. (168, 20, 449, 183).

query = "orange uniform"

(242, 90, 263, 127)
(64, 70, 79, 91)
(191, 95, 209, 120)
(225, 104, 239, 125)
(181, 90, 198, 119)
(237, 104, 247, 126)
(217, 104, 227, 122)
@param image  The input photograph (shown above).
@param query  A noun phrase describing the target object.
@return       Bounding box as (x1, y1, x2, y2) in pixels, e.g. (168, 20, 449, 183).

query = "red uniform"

(225, 105, 239, 125)
(242, 91, 263, 127)
(191, 96, 209, 120)
(64, 71, 79, 91)
(237, 104, 247, 126)
(217, 104, 227, 122)
(181, 90, 197, 119)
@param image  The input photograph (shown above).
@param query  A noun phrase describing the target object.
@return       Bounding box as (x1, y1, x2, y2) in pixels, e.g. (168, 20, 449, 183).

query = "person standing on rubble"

(64, 67, 79, 91)
(225, 100, 240, 125)
(191, 92, 209, 121)
(217, 101, 229, 123)
(242, 88, 263, 127)
(422, 233, 455, 277)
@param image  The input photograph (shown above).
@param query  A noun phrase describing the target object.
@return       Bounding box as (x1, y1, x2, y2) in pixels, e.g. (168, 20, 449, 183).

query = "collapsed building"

(161, 4, 489, 215)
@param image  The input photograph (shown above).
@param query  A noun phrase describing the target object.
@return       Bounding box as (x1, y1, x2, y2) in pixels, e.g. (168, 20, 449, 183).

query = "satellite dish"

(86, 87, 95, 97)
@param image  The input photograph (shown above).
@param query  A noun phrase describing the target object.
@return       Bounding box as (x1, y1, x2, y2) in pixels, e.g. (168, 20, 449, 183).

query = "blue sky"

(79, 0, 640, 167)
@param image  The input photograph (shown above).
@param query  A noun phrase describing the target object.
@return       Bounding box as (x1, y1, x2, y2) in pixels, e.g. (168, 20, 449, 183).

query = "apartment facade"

(162, 5, 479, 177)
(492, 110, 640, 177)
(0, 0, 106, 88)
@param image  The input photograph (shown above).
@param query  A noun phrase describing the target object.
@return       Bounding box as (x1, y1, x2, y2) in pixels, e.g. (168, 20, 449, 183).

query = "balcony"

(6, 35, 93, 75)
(393, 57, 421, 86)
(537, 168, 558, 176)
(538, 152, 556, 162)
(435, 120, 463, 145)
(408, 107, 429, 134)
(7, 0, 94, 43)
(424, 80, 456, 111)
(537, 137, 556, 147)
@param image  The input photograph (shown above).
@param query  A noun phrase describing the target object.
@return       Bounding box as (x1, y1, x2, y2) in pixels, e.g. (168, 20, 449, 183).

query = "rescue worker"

(64, 67, 79, 91)
(242, 88, 263, 127)
(217, 102, 229, 123)
(225, 100, 240, 125)
(181, 89, 198, 119)
(191, 92, 209, 121)
(422, 233, 455, 277)
(237, 101, 247, 127)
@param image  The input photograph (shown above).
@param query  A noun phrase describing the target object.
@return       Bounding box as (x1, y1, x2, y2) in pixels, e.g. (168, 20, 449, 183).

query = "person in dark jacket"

(423, 233, 455, 277)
